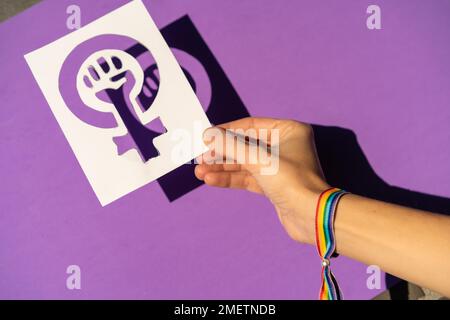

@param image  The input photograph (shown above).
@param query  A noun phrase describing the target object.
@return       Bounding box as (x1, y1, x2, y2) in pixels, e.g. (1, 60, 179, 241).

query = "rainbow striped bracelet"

(315, 187, 349, 300)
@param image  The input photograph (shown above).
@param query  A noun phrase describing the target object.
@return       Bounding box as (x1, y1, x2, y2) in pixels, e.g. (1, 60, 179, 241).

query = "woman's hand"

(196, 117, 450, 297)
(195, 117, 329, 244)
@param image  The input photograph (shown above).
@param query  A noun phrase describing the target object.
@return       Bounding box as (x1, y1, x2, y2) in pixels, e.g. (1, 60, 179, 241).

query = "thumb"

(200, 126, 269, 173)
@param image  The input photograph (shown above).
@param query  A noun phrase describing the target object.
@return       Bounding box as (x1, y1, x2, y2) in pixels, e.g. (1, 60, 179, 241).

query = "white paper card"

(25, 0, 211, 206)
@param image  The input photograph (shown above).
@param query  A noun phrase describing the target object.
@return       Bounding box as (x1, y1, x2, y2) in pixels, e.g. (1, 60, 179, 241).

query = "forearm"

(333, 194, 450, 297)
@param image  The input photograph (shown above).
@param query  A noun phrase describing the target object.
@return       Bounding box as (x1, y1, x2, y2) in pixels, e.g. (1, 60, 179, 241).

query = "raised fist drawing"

(76, 49, 163, 161)
(77, 49, 144, 114)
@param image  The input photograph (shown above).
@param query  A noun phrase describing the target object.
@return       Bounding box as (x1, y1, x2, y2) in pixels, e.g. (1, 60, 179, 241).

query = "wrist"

(294, 183, 331, 245)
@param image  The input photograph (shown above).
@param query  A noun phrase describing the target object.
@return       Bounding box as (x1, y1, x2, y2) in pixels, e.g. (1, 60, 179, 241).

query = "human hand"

(195, 117, 329, 244)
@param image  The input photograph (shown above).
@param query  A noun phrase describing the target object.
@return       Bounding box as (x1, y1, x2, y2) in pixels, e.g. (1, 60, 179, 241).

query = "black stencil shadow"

(312, 125, 450, 299)
(155, 15, 250, 201)
(108, 15, 250, 202)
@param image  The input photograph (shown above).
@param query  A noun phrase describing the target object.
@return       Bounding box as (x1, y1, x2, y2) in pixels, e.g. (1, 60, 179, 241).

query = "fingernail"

(202, 127, 214, 140)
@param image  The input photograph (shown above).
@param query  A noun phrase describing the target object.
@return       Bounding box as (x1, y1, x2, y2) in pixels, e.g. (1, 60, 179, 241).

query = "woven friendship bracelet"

(315, 187, 349, 300)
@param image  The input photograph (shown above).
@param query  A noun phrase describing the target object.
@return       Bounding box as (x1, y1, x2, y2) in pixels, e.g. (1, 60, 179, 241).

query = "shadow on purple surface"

(108, 15, 250, 202)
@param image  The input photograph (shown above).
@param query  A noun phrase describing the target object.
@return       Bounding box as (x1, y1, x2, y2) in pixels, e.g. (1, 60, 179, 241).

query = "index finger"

(217, 117, 281, 131)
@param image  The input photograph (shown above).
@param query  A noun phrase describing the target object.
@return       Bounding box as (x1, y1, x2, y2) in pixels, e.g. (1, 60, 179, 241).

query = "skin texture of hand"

(195, 117, 450, 297)
(195, 117, 329, 245)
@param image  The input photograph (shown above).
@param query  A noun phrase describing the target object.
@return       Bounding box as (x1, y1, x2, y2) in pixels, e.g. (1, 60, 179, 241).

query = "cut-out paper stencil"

(24, 0, 211, 206)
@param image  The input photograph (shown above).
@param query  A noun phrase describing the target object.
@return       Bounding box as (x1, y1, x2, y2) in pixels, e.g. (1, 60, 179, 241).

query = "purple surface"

(1, 0, 450, 299)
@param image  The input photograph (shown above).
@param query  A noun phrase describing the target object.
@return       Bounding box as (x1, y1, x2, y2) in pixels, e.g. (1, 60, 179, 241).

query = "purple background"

(1, 0, 450, 299)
